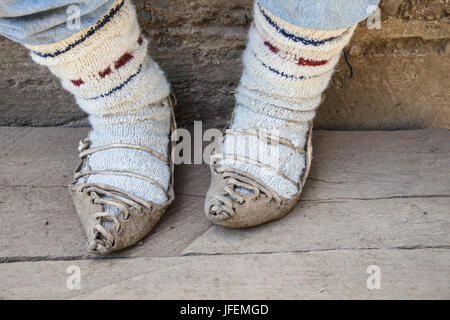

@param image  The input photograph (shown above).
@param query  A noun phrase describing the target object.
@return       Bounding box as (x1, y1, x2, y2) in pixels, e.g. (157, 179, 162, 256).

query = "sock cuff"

(25, 0, 127, 63)
(254, 2, 356, 53)
(255, 2, 350, 42)
(58, 36, 149, 99)
(24, 0, 170, 116)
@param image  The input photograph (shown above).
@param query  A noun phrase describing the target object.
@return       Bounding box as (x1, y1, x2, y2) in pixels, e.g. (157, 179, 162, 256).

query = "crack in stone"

(182, 245, 450, 257)
(1, 245, 449, 264)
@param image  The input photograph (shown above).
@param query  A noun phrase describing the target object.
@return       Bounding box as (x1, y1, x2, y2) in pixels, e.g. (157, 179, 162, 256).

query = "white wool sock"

(220, 2, 356, 198)
(25, 0, 172, 209)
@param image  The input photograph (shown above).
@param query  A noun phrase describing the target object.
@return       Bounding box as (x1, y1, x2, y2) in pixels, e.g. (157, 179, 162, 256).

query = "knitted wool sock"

(25, 0, 172, 215)
(221, 2, 356, 198)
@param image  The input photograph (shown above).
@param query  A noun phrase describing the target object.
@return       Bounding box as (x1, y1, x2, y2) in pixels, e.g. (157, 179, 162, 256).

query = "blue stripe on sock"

(254, 53, 328, 80)
(33, 0, 125, 58)
(258, 3, 338, 46)
(252, 52, 305, 80)
(260, 60, 305, 80)
(88, 64, 143, 100)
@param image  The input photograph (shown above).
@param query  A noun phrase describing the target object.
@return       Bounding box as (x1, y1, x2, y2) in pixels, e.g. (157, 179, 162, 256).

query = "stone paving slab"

(182, 197, 450, 256)
(0, 186, 211, 260)
(1, 249, 448, 299)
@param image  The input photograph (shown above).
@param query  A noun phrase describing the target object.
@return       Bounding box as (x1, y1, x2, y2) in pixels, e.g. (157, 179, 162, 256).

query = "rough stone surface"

(2, 250, 449, 299)
(1, 127, 448, 260)
(0, 127, 449, 299)
(0, 0, 448, 129)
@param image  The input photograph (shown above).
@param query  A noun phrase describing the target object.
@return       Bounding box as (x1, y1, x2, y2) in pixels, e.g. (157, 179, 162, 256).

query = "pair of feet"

(71, 97, 314, 254)
(25, 0, 356, 254)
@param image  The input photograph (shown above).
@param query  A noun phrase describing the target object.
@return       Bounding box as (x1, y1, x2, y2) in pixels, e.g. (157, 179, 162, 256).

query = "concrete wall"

(0, 0, 448, 129)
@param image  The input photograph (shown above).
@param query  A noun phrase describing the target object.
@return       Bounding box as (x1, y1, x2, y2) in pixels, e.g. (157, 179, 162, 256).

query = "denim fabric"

(258, 0, 381, 30)
(0, 0, 381, 45)
(0, 0, 115, 45)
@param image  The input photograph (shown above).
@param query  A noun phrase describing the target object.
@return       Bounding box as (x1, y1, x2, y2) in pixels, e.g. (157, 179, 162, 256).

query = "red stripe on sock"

(71, 78, 84, 86)
(297, 57, 328, 66)
(137, 36, 143, 45)
(114, 52, 134, 69)
(99, 66, 112, 78)
(264, 41, 279, 53)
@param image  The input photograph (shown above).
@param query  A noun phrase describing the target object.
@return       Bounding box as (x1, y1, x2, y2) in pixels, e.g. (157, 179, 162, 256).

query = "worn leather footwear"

(70, 96, 176, 254)
(205, 122, 313, 228)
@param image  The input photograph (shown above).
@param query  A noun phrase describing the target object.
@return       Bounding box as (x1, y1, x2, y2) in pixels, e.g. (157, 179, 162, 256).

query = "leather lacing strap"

(210, 125, 311, 219)
(210, 166, 282, 220)
(73, 95, 177, 254)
